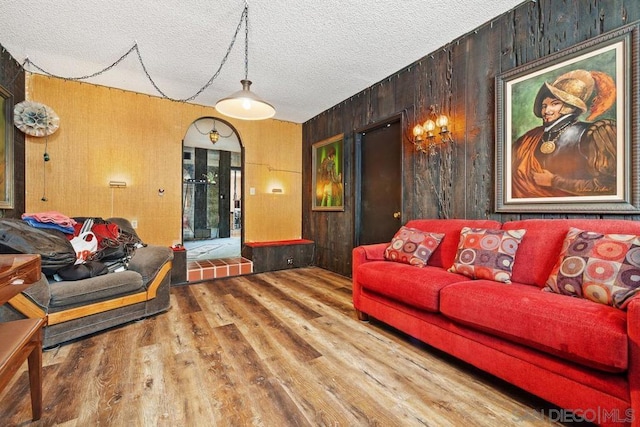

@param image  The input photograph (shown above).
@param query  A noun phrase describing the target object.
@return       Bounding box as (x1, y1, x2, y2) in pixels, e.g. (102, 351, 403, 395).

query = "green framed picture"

(312, 134, 344, 211)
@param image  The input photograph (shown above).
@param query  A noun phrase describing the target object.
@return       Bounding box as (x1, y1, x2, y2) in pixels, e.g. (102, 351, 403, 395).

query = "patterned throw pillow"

(543, 227, 640, 309)
(448, 227, 526, 283)
(384, 226, 445, 267)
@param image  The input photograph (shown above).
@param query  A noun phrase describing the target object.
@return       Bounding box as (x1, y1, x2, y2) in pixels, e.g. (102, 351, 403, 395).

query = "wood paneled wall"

(303, 0, 640, 276)
(25, 75, 302, 246)
(0, 45, 25, 218)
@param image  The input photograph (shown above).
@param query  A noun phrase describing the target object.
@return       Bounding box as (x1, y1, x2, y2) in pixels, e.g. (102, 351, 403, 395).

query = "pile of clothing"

(0, 211, 144, 281)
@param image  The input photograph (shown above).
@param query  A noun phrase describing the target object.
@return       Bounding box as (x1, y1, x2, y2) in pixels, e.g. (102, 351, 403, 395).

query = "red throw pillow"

(384, 226, 444, 267)
(448, 227, 526, 283)
(544, 227, 640, 309)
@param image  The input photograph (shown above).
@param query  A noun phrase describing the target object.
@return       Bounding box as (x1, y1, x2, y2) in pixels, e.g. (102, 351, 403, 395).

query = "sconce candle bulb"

(435, 114, 449, 128)
(412, 124, 425, 142)
(412, 107, 454, 155)
(437, 114, 453, 143)
(423, 119, 436, 134)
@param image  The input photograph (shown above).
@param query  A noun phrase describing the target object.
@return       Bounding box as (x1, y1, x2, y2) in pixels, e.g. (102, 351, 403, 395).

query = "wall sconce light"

(412, 106, 454, 155)
(109, 181, 127, 188)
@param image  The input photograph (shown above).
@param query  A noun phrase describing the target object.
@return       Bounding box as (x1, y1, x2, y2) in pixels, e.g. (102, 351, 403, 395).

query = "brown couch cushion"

(49, 270, 144, 310)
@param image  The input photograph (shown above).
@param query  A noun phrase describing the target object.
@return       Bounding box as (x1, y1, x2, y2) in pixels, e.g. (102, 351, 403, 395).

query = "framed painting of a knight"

(496, 23, 638, 213)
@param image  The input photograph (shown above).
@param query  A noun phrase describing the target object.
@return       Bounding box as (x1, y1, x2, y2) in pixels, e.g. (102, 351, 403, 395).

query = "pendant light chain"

(192, 120, 212, 135)
(26, 44, 138, 82)
(244, 2, 249, 81)
(21, 4, 250, 103)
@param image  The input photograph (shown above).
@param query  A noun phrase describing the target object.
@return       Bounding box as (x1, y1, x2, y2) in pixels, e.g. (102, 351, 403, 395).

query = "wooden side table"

(0, 254, 44, 421)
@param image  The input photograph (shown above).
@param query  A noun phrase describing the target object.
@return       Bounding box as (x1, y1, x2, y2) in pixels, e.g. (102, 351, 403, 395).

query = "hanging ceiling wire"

(20, 4, 248, 103)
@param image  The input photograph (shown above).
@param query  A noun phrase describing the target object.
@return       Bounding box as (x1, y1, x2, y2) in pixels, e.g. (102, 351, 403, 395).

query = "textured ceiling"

(0, 0, 524, 123)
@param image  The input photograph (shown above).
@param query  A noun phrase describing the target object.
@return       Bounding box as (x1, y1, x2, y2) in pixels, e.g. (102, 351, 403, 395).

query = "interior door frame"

(354, 113, 405, 247)
(181, 117, 245, 247)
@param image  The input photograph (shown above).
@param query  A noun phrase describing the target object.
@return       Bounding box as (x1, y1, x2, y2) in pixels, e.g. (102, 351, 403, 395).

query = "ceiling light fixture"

(215, 3, 276, 120)
(209, 122, 220, 143)
(194, 117, 234, 145)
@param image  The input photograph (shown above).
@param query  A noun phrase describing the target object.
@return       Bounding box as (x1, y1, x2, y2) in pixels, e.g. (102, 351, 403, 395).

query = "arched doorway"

(182, 117, 243, 261)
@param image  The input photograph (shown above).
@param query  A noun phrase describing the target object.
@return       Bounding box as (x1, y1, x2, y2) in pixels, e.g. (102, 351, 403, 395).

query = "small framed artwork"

(495, 22, 638, 213)
(312, 134, 344, 211)
(0, 85, 13, 209)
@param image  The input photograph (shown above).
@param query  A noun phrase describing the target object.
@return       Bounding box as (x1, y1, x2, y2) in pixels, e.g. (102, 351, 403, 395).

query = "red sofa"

(352, 218, 640, 426)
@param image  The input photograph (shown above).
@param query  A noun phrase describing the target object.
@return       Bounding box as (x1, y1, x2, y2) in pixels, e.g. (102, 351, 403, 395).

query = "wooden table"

(0, 254, 42, 304)
(0, 254, 44, 421)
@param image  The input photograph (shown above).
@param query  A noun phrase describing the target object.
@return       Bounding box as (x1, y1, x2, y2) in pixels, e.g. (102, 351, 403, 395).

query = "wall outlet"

(131, 220, 138, 229)
(287, 258, 294, 265)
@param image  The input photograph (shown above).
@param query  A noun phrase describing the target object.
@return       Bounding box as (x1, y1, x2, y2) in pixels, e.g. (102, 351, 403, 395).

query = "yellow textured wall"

(25, 75, 302, 245)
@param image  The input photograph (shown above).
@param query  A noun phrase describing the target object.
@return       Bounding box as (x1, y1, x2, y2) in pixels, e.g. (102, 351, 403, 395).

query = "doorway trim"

(181, 116, 245, 250)
(354, 112, 405, 247)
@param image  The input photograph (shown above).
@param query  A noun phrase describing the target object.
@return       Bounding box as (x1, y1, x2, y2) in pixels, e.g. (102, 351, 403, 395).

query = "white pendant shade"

(215, 80, 276, 120)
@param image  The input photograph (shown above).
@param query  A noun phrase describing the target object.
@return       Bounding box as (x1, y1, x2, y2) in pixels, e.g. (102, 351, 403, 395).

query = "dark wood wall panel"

(0, 46, 25, 218)
(303, 0, 640, 276)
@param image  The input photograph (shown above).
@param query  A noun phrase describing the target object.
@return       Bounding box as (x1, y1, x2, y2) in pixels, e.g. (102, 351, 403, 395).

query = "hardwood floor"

(0, 267, 565, 426)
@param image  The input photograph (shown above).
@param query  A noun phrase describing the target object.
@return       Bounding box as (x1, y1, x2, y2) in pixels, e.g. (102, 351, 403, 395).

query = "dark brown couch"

(0, 218, 172, 348)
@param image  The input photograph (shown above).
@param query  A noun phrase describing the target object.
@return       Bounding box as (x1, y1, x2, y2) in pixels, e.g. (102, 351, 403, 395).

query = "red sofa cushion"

(404, 219, 502, 269)
(384, 226, 444, 267)
(357, 261, 468, 312)
(504, 218, 640, 287)
(440, 281, 628, 372)
(448, 227, 526, 283)
(544, 227, 640, 309)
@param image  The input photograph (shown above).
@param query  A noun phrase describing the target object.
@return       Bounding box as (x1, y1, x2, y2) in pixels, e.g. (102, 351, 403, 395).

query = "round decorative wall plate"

(13, 101, 60, 137)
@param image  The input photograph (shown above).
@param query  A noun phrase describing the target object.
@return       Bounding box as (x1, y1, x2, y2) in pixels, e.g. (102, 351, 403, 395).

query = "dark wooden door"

(356, 119, 402, 245)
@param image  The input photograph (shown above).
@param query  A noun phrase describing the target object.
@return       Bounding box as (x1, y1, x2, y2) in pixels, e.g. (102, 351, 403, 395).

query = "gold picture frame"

(495, 23, 638, 213)
(0, 85, 14, 209)
(312, 134, 344, 212)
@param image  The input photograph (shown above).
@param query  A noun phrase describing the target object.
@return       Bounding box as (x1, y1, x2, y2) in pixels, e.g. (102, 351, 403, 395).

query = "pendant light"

(209, 120, 220, 143)
(215, 3, 276, 120)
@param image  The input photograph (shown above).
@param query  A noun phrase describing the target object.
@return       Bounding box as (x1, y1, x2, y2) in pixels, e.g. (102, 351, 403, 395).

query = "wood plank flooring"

(0, 267, 565, 426)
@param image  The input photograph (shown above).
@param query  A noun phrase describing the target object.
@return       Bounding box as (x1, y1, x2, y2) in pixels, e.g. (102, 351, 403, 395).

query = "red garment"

(512, 120, 617, 198)
(511, 127, 566, 198)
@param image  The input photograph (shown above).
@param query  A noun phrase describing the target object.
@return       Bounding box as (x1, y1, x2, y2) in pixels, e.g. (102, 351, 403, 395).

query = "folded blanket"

(22, 211, 77, 229)
(22, 217, 75, 234)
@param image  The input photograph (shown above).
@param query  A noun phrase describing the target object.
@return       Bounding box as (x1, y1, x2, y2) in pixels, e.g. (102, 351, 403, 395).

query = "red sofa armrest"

(352, 243, 388, 316)
(352, 243, 387, 271)
(627, 297, 640, 424)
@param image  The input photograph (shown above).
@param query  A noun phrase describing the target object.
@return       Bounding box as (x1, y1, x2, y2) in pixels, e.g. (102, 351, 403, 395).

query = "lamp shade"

(215, 79, 276, 120)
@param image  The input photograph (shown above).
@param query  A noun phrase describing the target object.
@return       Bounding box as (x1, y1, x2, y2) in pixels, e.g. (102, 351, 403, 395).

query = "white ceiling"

(0, 0, 524, 124)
